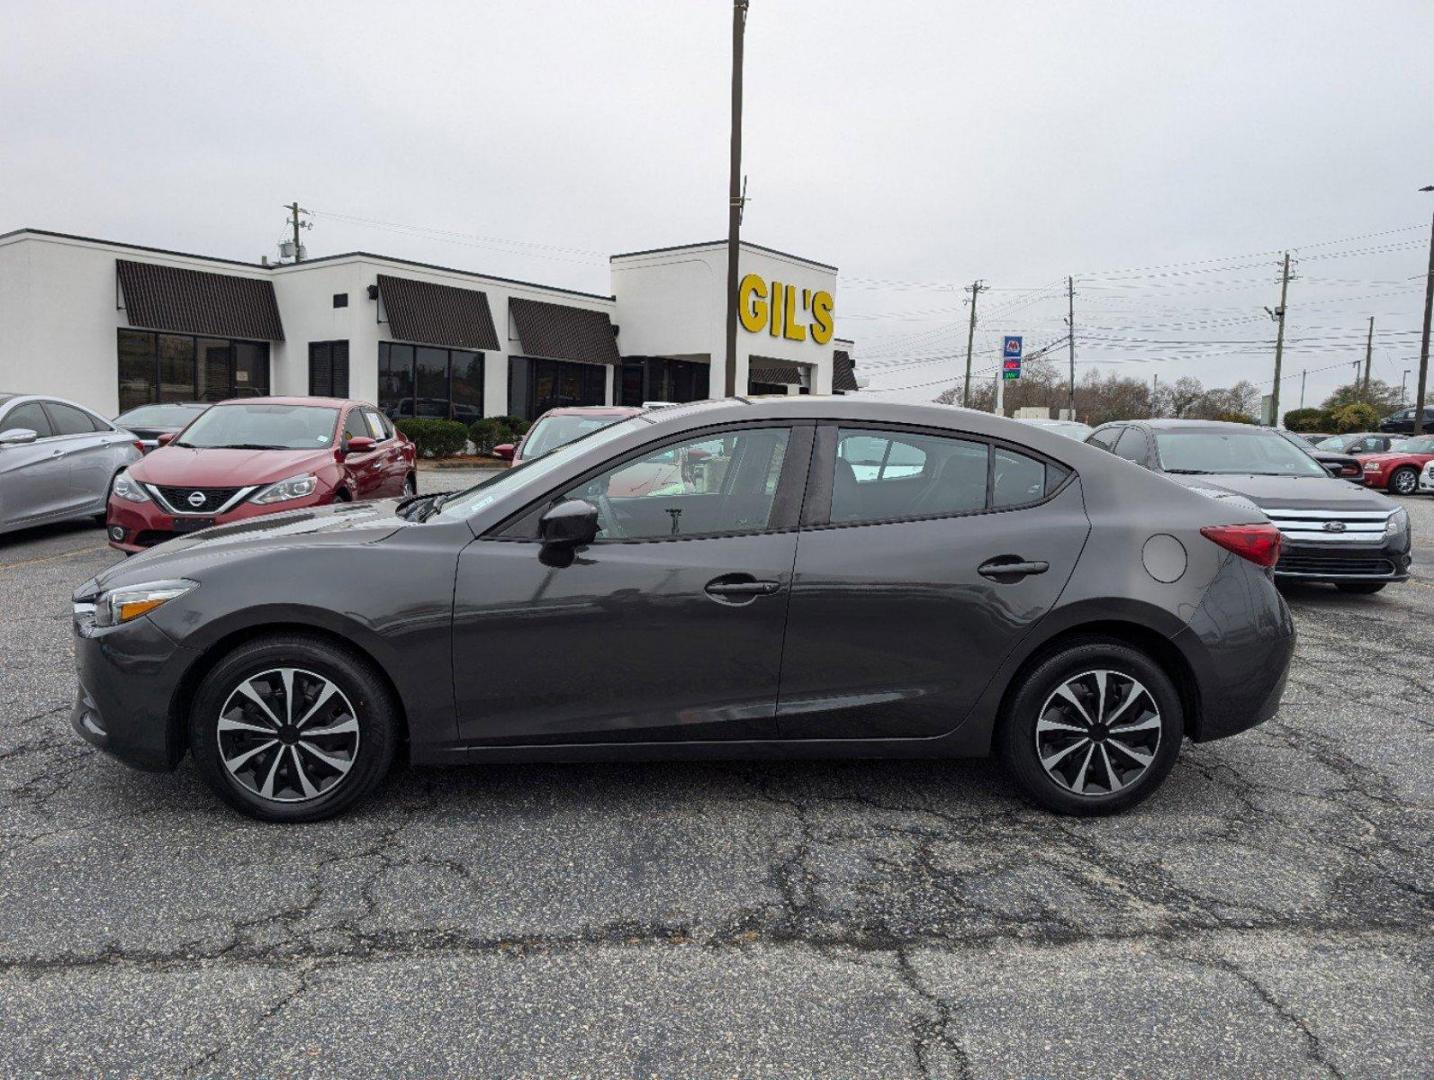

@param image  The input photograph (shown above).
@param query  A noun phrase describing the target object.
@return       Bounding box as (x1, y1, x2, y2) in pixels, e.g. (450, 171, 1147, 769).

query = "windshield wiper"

(1162, 468, 1210, 474)
(207, 443, 288, 451)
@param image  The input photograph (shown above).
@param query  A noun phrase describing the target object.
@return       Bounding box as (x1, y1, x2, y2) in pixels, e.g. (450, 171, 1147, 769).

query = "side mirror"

(156, 432, 176, 446)
(344, 435, 376, 456)
(539, 499, 599, 549)
(492, 443, 516, 461)
(0, 427, 38, 446)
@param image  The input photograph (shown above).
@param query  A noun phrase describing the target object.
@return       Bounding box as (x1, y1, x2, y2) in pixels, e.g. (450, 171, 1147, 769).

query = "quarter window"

(559, 427, 791, 540)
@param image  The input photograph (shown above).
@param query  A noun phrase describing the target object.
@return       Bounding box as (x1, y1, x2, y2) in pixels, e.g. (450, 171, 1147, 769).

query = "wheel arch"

(167, 619, 410, 765)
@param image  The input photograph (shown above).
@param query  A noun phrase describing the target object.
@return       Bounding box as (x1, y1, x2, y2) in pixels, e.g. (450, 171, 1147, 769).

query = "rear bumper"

(106, 489, 332, 553)
(1179, 556, 1296, 742)
(71, 611, 196, 771)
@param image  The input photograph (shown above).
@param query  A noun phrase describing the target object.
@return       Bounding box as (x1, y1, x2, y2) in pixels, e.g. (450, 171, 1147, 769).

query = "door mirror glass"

(539, 499, 600, 548)
(344, 435, 376, 455)
(0, 427, 38, 446)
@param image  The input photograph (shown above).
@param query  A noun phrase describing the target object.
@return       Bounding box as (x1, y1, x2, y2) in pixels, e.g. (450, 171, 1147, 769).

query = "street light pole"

(1413, 186, 1434, 434)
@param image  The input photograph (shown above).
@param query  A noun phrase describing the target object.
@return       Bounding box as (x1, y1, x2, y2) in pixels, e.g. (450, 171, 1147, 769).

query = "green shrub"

(1207, 411, 1256, 424)
(1282, 408, 1328, 432)
(396, 418, 468, 458)
(1329, 402, 1380, 433)
(468, 418, 505, 453)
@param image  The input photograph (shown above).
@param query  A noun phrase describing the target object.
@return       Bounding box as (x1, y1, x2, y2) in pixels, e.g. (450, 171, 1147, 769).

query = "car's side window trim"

(802, 420, 1076, 530)
(486, 419, 815, 543)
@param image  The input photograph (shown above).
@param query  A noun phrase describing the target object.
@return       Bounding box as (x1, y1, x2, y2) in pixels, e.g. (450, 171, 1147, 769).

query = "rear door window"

(44, 401, 103, 435)
(833, 428, 988, 523)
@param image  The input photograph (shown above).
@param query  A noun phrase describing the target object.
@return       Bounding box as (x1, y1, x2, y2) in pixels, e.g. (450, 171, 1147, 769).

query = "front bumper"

(71, 608, 197, 771)
(106, 489, 331, 553)
(1274, 539, 1411, 584)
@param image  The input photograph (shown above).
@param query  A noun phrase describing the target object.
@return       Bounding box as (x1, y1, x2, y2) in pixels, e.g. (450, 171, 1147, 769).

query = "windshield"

(433, 415, 650, 521)
(116, 403, 206, 427)
(1154, 429, 1329, 476)
(174, 403, 340, 451)
(1390, 436, 1434, 453)
(523, 413, 630, 460)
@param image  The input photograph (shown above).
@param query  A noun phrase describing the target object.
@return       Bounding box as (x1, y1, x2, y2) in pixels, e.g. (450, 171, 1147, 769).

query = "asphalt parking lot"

(1, 476, 1429, 1079)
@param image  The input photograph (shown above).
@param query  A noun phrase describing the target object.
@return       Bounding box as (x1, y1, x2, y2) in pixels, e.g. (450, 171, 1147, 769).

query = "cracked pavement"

(1, 483, 1430, 1078)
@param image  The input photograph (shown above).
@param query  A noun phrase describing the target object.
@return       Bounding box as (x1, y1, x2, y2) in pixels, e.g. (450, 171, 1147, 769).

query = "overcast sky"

(3, 0, 1431, 407)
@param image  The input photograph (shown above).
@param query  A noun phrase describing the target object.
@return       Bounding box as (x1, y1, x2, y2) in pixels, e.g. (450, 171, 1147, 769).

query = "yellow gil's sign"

(739, 274, 834, 345)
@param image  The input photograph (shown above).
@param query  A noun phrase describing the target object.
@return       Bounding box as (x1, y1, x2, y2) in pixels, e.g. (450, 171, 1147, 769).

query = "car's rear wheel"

(1388, 467, 1418, 496)
(403, 474, 417, 497)
(996, 639, 1183, 815)
(1336, 581, 1386, 594)
(189, 635, 398, 822)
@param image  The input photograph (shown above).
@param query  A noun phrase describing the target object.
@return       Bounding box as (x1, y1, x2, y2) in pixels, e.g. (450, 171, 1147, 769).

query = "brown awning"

(117, 260, 285, 341)
(509, 297, 621, 365)
(747, 357, 807, 386)
(832, 349, 858, 393)
(378, 274, 499, 350)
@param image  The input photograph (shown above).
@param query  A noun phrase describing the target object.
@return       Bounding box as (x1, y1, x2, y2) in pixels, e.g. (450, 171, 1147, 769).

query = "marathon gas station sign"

(738, 274, 835, 345)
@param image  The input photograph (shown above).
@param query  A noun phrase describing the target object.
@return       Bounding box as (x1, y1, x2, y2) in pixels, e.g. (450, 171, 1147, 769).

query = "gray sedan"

(0, 393, 141, 537)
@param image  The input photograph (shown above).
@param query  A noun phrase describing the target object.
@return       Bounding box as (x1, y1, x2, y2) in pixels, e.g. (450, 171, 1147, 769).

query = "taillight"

(1200, 524, 1282, 569)
(132, 441, 146, 455)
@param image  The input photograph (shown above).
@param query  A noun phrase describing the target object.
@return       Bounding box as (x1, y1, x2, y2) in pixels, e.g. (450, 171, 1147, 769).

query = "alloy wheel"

(1392, 469, 1417, 495)
(216, 667, 360, 803)
(1034, 669, 1161, 797)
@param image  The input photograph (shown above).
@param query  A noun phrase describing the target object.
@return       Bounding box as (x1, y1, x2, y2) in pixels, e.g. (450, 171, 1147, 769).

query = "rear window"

(115, 403, 206, 427)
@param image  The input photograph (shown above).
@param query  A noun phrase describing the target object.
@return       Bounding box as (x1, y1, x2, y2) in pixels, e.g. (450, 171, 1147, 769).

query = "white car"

(1419, 460, 1434, 493)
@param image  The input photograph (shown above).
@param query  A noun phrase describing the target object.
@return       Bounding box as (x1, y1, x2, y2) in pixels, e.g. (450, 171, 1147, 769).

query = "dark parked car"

(105, 397, 417, 553)
(1379, 406, 1434, 434)
(1274, 429, 1362, 483)
(72, 398, 1295, 822)
(0, 393, 141, 537)
(1087, 420, 1410, 592)
(113, 401, 209, 452)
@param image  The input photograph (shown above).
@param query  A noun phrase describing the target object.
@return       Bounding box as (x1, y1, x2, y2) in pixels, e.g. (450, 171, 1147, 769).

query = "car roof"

(206, 396, 371, 408)
(536, 406, 645, 418)
(1102, 418, 1271, 433)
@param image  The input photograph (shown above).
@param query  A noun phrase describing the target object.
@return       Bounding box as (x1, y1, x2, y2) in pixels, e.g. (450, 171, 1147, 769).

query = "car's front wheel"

(1388, 467, 1418, 496)
(189, 635, 398, 822)
(996, 639, 1183, 815)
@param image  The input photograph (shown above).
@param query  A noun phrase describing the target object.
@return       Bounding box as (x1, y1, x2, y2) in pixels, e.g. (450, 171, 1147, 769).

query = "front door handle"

(977, 557, 1050, 581)
(704, 574, 781, 603)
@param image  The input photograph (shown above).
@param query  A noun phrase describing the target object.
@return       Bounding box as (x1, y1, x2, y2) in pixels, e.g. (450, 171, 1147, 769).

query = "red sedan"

(1356, 435, 1434, 496)
(105, 397, 416, 553)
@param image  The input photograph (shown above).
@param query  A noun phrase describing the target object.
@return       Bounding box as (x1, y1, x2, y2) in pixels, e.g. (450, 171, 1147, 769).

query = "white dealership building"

(0, 228, 858, 423)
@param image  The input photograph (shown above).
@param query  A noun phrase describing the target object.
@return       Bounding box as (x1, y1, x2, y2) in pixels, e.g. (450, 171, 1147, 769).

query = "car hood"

(1357, 452, 1429, 466)
(82, 499, 409, 595)
(129, 446, 335, 487)
(1163, 472, 1397, 511)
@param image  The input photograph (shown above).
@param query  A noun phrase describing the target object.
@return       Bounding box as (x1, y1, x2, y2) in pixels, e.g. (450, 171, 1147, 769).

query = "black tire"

(403, 474, 417, 496)
(1336, 581, 1386, 594)
(1388, 467, 1418, 496)
(189, 634, 398, 822)
(996, 638, 1184, 816)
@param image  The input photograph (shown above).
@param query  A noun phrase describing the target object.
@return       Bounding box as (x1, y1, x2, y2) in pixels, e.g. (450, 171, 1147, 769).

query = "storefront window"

(378, 341, 483, 422)
(527, 357, 605, 417)
(619, 358, 710, 406)
(117, 330, 267, 408)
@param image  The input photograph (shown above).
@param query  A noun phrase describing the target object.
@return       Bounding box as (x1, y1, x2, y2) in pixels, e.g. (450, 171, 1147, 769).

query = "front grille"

(154, 486, 242, 514)
(1276, 550, 1396, 577)
(1261, 506, 1392, 545)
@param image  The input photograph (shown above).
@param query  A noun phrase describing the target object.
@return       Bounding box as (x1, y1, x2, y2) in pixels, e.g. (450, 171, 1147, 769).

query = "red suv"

(1355, 435, 1434, 496)
(105, 397, 417, 552)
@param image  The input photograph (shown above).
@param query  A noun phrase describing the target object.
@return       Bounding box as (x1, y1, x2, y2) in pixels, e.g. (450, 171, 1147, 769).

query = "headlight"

(1385, 507, 1408, 536)
(251, 473, 318, 504)
(111, 470, 151, 503)
(93, 579, 197, 627)
(1362, 463, 1379, 472)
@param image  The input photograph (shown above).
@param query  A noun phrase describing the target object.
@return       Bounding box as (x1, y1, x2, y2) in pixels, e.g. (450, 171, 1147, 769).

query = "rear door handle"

(977, 557, 1050, 581)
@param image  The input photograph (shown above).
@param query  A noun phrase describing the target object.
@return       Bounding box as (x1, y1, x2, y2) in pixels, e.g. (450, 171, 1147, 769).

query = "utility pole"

(1267, 252, 1292, 425)
(1414, 186, 1434, 434)
(1299, 369, 1307, 410)
(1401, 369, 1411, 404)
(1066, 276, 1076, 420)
(284, 202, 310, 263)
(1362, 316, 1374, 394)
(722, 1, 749, 399)
(1152, 372, 1159, 414)
(961, 280, 986, 407)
